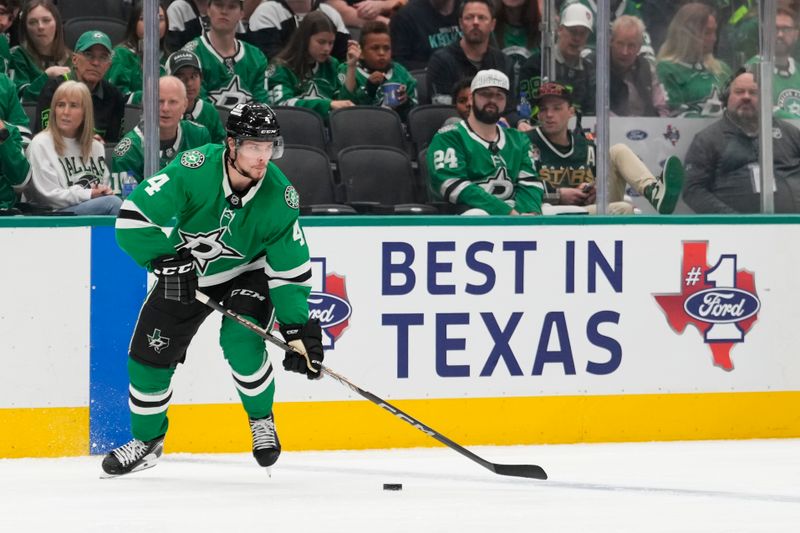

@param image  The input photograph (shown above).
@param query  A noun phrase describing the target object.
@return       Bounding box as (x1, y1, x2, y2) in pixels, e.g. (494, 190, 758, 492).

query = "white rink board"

(171, 223, 800, 405)
(0, 227, 91, 408)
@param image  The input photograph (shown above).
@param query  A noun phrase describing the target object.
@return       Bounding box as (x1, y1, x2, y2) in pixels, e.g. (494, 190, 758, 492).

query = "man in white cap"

(426, 69, 544, 215)
(518, 2, 596, 116)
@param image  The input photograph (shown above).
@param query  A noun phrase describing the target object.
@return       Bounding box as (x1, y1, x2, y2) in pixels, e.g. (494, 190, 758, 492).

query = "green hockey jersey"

(267, 60, 343, 117)
(106, 45, 167, 98)
(746, 56, 800, 118)
(8, 45, 71, 103)
(656, 60, 731, 117)
(337, 61, 417, 118)
(0, 72, 31, 136)
(183, 35, 269, 108)
(111, 120, 212, 193)
(115, 143, 312, 325)
(527, 127, 596, 193)
(427, 120, 544, 214)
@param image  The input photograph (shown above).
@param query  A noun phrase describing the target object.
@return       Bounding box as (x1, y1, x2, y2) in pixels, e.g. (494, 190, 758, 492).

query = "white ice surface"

(1, 439, 798, 532)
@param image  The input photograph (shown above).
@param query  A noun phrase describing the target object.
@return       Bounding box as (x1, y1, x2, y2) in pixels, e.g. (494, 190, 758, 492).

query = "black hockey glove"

(151, 251, 198, 305)
(280, 320, 324, 380)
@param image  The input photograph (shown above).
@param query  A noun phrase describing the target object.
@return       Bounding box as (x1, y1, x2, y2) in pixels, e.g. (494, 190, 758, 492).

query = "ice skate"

(101, 435, 165, 478)
(250, 413, 281, 471)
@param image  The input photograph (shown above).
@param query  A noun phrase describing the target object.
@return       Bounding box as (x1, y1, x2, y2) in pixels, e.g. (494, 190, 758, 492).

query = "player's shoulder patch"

(114, 137, 132, 157)
(182, 40, 199, 53)
(284, 185, 300, 210)
(180, 149, 205, 168)
(266, 63, 277, 77)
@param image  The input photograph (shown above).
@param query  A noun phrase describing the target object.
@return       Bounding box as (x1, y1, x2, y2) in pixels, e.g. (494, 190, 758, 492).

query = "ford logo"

(626, 129, 648, 141)
(683, 289, 760, 324)
(308, 292, 352, 328)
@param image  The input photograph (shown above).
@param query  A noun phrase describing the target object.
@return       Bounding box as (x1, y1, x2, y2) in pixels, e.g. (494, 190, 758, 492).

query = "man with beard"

(426, 0, 518, 123)
(426, 69, 543, 215)
(746, 6, 800, 118)
(683, 68, 800, 213)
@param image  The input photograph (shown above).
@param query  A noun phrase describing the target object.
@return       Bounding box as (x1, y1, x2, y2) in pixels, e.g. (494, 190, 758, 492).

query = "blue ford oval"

(308, 293, 352, 328)
(683, 288, 760, 324)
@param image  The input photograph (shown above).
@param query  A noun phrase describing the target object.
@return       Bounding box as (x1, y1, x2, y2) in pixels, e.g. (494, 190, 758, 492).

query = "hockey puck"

(383, 483, 403, 491)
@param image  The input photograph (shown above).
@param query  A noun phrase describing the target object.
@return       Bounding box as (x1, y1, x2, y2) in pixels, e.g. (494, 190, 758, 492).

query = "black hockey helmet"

(226, 102, 284, 158)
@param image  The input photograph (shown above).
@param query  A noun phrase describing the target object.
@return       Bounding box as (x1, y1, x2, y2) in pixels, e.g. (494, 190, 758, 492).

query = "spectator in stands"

(246, 0, 350, 61)
(389, 0, 460, 71)
(163, 49, 226, 142)
(495, 0, 540, 92)
(9, 0, 70, 104)
(656, 2, 731, 117)
(326, 0, 400, 29)
(166, 0, 210, 52)
(746, 6, 800, 119)
(610, 15, 669, 117)
(427, 0, 518, 124)
(561, 0, 654, 60)
(25, 81, 121, 215)
(339, 21, 417, 119)
(683, 68, 800, 213)
(518, 2, 596, 117)
(106, 2, 169, 99)
(0, 118, 30, 214)
(112, 76, 211, 192)
(0, 71, 31, 141)
(427, 69, 543, 215)
(34, 31, 126, 142)
(452, 77, 471, 120)
(526, 81, 683, 215)
(183, 0, 268, 108)
(267, 11, 354, 117)
(0, 0, 21, 73)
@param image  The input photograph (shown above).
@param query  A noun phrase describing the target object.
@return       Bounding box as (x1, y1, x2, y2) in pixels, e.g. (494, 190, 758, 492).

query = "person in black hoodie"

(389, 0, 460, 71)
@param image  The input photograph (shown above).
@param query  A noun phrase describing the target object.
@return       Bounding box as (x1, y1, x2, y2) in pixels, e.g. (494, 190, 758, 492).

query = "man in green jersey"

(427, 69, 544, 215)
(527, 81, 683, 215)
(102, 102, 323, 477)
(112, 76, 212, 193)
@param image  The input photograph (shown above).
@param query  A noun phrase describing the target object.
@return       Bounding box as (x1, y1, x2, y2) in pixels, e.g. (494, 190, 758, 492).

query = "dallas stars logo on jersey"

(147, 329, 170, 353)
(178, 228, 244, 274)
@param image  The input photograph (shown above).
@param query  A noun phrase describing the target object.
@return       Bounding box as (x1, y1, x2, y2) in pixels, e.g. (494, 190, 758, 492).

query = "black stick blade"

(492, 463, 548, 480)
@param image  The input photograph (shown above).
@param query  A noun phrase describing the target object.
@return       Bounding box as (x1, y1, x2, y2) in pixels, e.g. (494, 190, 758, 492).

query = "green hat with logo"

(74, 31, 113, 53)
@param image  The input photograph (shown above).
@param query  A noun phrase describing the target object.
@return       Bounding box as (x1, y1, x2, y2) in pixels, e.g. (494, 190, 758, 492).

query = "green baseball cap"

(74, 31, 113, 53)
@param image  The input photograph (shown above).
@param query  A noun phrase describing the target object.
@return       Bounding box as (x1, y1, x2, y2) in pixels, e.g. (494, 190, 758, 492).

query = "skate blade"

(100, 458, 159, 479)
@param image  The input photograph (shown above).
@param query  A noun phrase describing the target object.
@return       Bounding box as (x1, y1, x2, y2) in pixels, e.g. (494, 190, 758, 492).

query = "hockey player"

(111, 76, 212, 192)
(527, 81, 683, 214)
(426, 69, 544, 215)
(183, 0, 269, 109)
(102, 102, 324, 477)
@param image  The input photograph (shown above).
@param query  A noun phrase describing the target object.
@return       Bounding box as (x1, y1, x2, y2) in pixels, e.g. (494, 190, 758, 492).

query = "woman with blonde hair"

(656, 2, 731, 117)
(24, 81, 121, 215)
(9, 0, 71, 103)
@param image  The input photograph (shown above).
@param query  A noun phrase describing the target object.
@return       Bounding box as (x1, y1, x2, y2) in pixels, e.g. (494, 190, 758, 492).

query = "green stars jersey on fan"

(336, 62, 418, 116)
(527, 127, 596, 192)
(426, 120, 544, 215)
(656, 60, 731, 117)
(746, 56, 800, 118)
(183, 35, 269, 108)
(267, 60, 343, 117)
(110, 120, 212, 193)
(115, 143, 312, 325)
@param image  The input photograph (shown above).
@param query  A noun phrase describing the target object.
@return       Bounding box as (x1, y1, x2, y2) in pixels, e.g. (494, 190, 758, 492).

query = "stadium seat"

(22, 102, 37, 129)
(122, 104, 143, 134)
(274, 145, 356, 215)
(63, 17, 127, 50)
(410, 69, 428, 105)
(407, 104, 459, 151)
(273, 106, 328, 152)
(57, 0, 128, 22)
(329, 106, 407, 159)
(337, 145, 438, 214)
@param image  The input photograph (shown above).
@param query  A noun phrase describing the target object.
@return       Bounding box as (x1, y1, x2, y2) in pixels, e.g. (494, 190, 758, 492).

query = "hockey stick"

(195, 290, 547, 480)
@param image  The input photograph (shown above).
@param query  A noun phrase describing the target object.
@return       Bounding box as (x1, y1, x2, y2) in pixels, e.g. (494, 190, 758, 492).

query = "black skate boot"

(249, 413, 281, 468)
(101, 435, 165, 478)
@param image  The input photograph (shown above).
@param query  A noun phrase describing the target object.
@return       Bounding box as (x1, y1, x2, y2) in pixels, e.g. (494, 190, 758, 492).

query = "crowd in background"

(0, 0, 799, 216)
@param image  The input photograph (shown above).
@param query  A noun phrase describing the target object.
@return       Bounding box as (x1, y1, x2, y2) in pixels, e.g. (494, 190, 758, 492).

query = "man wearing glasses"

(746, 6, 800, 118)
(34, 31, 125, 142)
